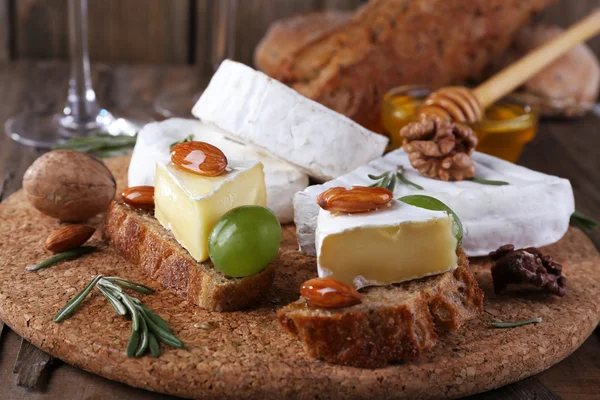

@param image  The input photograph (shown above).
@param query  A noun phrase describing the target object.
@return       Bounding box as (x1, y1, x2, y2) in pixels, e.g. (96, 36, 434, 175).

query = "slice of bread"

(103, 200, 275, 312)
(277, 250, 483, 368)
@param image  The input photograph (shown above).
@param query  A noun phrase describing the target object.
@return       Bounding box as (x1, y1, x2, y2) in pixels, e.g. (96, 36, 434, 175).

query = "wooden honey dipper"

(418, 9, 600, 124)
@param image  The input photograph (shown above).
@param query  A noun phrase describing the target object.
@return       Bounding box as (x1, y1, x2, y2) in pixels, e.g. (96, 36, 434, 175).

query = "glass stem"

(63, 0, 100, 128)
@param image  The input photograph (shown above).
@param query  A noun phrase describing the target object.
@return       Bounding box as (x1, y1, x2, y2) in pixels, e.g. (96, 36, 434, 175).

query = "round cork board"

(0, 156, 599, 400)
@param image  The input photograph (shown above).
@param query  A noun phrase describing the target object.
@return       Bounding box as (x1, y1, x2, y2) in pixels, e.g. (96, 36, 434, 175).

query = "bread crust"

(103, 200, 275, 312)
(278, 250, 483, 368)
(256, 0, 554, 131)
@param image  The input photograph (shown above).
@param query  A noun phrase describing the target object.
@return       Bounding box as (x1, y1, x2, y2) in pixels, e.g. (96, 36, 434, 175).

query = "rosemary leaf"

(570, 210, 599, 232)
(170, 134, 194, 150)
(138, 306, 183, 348)
(491, 317, 542, 329)
(469, 177, 510, 186)
(367, 172, 388, 180)
(54, 274, 103, 322)
(126, 326, 140, 358)
(53, 133, 137, 156)
(134, 316, 150, 357)
(26, 246, 95, 271)
(148, 332, 161, 358)
(104, 277, 155, 294)
(396, 172, 424, 190)
(137, 304, 172, 333)
(119, 293, 141, 332)
(97, 284, 127, 316)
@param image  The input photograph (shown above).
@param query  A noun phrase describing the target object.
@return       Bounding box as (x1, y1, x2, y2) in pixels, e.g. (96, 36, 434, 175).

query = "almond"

(121, 186, 155, 210)
(300, 277, 363, 309)
(316, 186, 393, 213)
(45, 225, 96, 253)
(171, 141, 228, 177)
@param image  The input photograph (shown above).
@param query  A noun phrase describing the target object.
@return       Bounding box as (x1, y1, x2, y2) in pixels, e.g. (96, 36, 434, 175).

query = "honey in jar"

(381, 85, 538, 163)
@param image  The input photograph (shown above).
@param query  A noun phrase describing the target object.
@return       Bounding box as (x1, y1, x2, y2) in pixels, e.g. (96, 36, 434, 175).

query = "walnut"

(490, 244, 566, 297)
(400, 117, 478, 181)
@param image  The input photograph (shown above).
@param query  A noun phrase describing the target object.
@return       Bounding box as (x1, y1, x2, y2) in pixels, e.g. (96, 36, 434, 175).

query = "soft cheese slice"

(316, 200, 458, 289)
(191, 60, 388, 181)
(128, 118, 308, 223)
(154, 159, 267, 262)
(296, 149, 575, 257)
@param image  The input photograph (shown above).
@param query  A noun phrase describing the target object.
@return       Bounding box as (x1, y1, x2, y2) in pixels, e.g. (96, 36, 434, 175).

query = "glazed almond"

(45, 225, 95, 253)
(171, 141, 228, 177)
(121, 186, 155, 210)
(316, 186, 393, 213)
(300, 277, 362, 309)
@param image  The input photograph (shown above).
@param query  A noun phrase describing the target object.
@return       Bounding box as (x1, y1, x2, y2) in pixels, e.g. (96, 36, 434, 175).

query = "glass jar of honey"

(381, 85, 538, 162)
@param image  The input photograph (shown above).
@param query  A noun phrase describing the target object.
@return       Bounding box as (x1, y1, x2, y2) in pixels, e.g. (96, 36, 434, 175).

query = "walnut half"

(400, 117, 478, 181)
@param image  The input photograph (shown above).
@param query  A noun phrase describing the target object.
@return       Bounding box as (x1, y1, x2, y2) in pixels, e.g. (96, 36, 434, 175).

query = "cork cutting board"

(0, 156, 599, 399)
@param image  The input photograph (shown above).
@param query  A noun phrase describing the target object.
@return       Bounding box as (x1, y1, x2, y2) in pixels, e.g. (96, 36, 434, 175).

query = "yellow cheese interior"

(154, 161, 267, 262)
(318, 218, 458, 288)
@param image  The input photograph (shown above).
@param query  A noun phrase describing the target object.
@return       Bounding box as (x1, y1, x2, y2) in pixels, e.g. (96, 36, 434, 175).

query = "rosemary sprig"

(52, 133, 137, 157)
(570, 210, 599, 231)
(491, 317, 542, 329)
(170, 134, 194, 150)
(369, 166, 424, 191)
(26, 246, 95, 271)
(53, 275, 183, 357)
(469, 177, 510, 186)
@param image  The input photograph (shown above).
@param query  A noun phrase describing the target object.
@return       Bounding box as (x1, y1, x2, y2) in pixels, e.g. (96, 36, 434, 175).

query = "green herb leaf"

(26, 246, 95, 271)
(138, 306, 184, 348)
(119, 292, 141, 332)
(469, 177, 510, 186)
(491, 317, 542, 329)
(570, 210, 599, 232)
(54, 274, 103, 322)
(134, 316, 150, 357)
(104, 277, 154, 294)
(53, 133, 137, 157)
(97, 284, 127, 316)
(368, 166, 424, 192)
(126, 326, 140, 358)
(399, 195, 463, 248)
(148, 332, 161, 358)
(169, 134, 194, 150)
(137, 304, 172, 333)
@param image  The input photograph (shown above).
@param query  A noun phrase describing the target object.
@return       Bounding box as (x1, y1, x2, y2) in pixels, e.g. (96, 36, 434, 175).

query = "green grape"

(208, 206, 281, 278)
(398, 195, 463, 248)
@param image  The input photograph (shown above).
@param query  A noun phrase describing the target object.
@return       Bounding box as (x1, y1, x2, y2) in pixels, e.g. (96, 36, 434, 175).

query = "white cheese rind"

(128, 118, 308, 223)
(191, 60, 388, 181)
(295, 149, 575, 257)
(316, 201, 457, 289)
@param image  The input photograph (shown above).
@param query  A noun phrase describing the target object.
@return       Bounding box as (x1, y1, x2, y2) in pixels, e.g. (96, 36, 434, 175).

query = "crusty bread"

(103, 200, 275, 312)
(255, 0, 554, 132)
(278, 250, 483, 368)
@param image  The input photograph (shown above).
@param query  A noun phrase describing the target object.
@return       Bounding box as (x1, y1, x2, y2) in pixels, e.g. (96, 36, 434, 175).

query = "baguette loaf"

(278, 250, 483, 368)
(255, 0, 554, 131)
(103, 200, 275, 312)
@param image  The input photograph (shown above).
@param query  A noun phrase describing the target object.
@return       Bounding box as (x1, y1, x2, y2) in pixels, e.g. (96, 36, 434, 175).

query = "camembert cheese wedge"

(154, 159, 267, 262)
(316, 200, 458, 289)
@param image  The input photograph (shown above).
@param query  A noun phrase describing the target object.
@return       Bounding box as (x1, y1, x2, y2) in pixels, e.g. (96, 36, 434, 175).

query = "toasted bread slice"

(103, 200, 275, 312)
(278, 250, 483, 368)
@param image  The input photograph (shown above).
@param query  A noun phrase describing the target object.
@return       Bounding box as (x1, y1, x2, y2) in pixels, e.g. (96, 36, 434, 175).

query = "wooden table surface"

(0, 61, 599, 400)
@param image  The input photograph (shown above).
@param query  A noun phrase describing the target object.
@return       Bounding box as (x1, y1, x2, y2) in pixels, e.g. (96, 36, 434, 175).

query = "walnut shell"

(22, 150, 116, 221)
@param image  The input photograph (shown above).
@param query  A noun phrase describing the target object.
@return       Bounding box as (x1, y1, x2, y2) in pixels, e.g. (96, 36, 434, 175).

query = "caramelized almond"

(300, 277, 363, 309)
(45, 225, 95, 253)
(316, 186, 393, 213)
(171, 141, 228, 177)
(122, 186, 155, 210)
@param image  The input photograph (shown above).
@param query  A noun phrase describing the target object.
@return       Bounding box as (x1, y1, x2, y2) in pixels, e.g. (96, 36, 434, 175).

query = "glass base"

(154, 91, 203, 119)
(5, 108, 153, 148)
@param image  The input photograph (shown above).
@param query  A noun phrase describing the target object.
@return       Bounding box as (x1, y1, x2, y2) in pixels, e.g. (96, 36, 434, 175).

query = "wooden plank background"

(0, 0, 594, 67)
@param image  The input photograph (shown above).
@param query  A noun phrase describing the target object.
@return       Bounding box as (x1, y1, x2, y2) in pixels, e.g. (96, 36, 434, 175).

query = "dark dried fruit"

(490, 244, 566, 297)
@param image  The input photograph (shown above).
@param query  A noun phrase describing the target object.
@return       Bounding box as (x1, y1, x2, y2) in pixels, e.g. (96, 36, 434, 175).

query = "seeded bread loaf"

(278, 250, 483, 368)
(103, 200, 275, 312)
(255, 0, 554, 131)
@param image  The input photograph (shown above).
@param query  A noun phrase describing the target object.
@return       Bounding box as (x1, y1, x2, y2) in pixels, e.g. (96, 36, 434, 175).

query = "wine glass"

(5, 0, 153, 148)
(154, 0, 238, 118)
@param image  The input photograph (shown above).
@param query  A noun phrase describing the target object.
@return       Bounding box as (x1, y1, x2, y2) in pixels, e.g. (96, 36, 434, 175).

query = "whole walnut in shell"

(23, 150, 116, 221)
